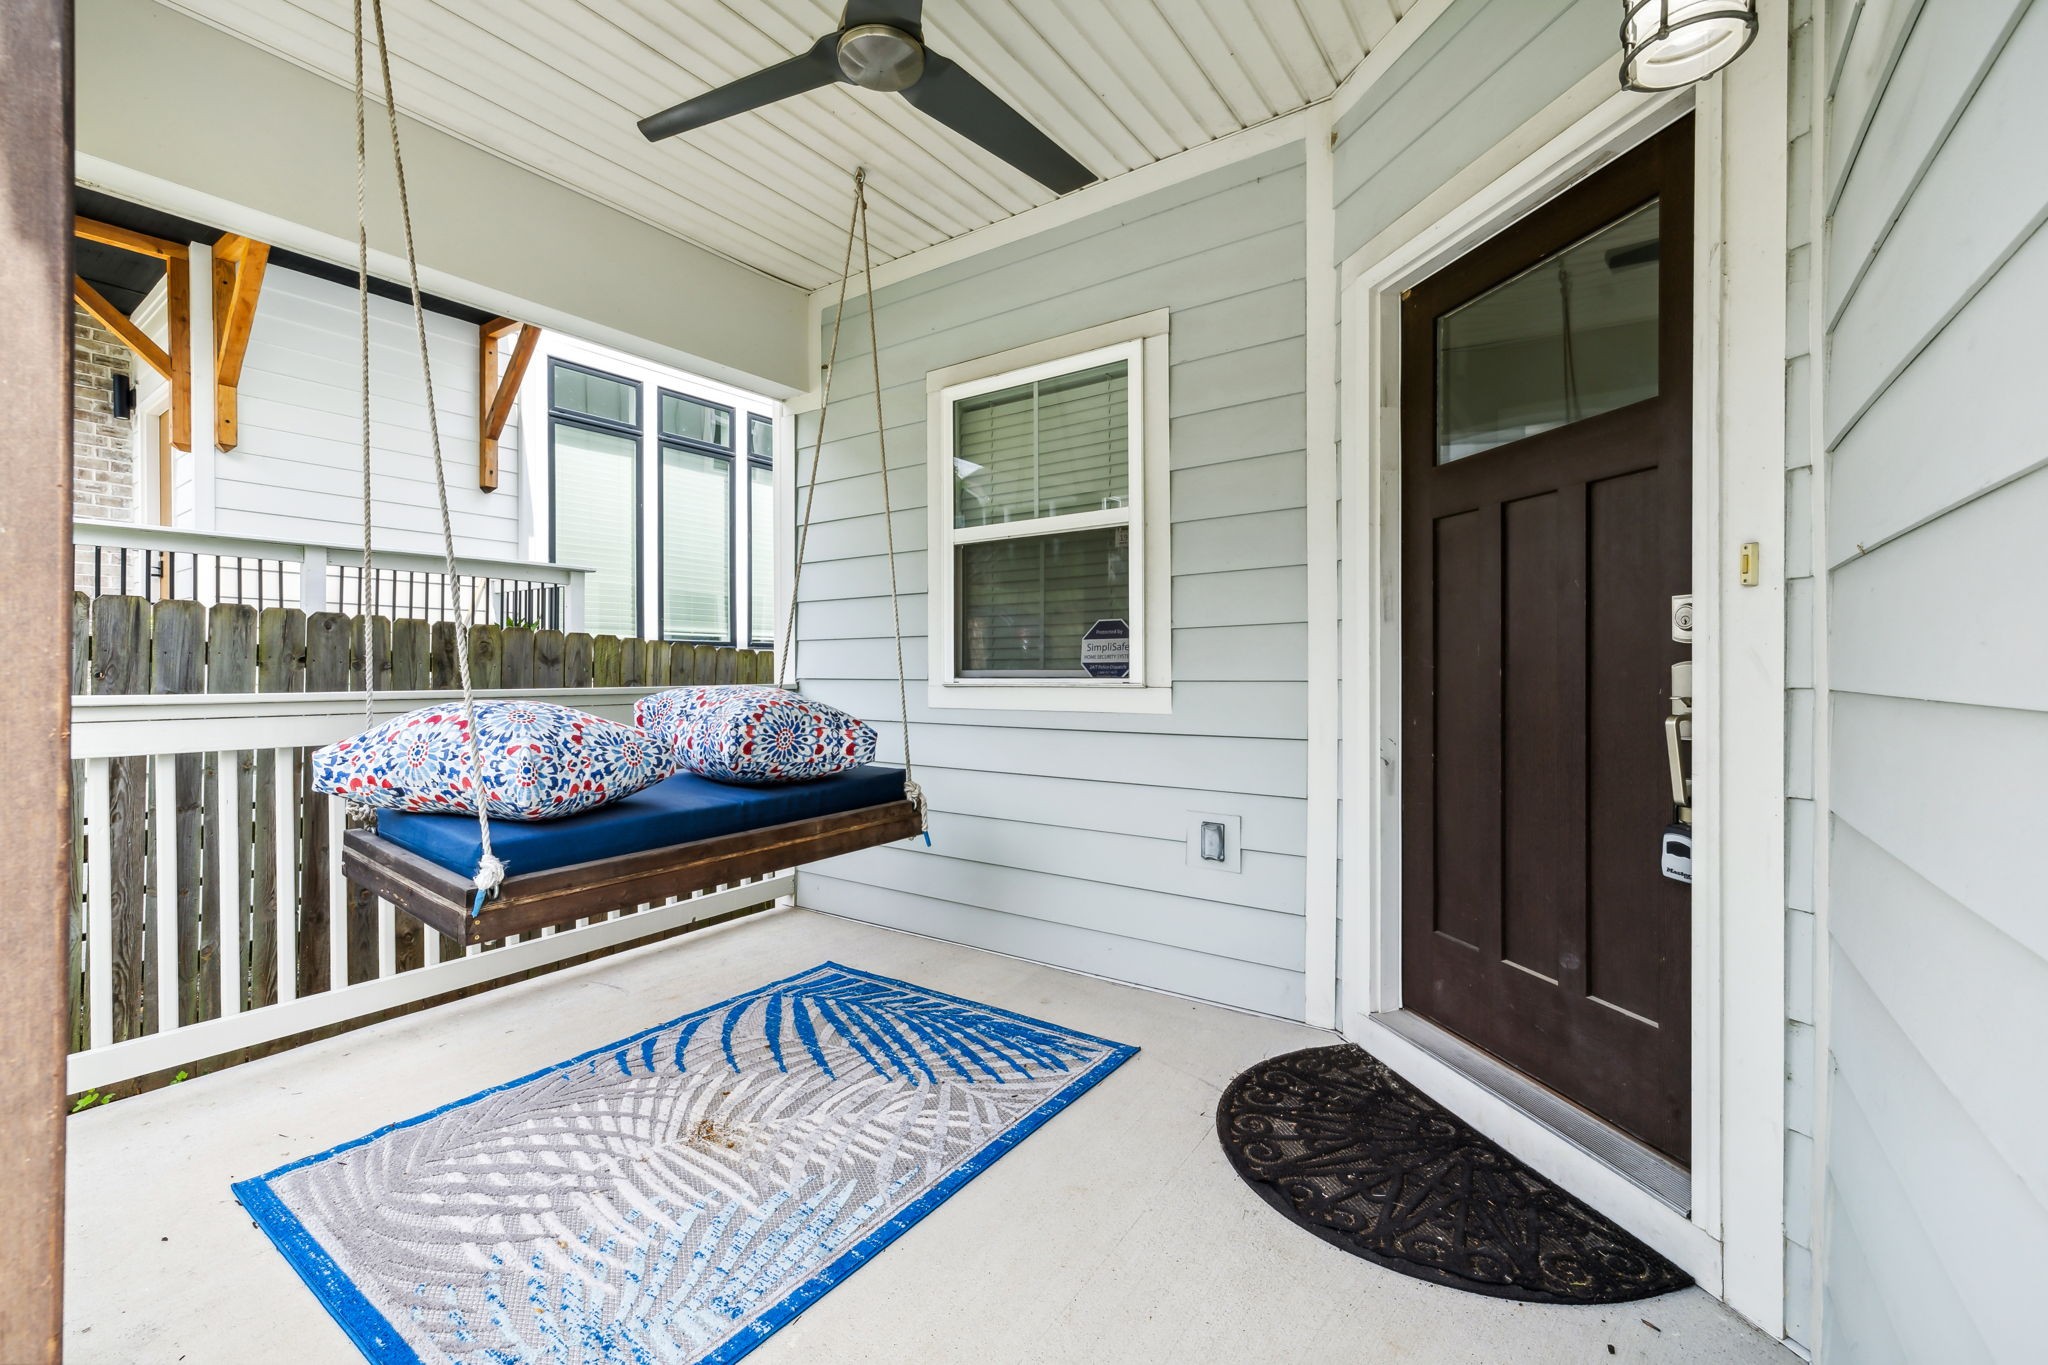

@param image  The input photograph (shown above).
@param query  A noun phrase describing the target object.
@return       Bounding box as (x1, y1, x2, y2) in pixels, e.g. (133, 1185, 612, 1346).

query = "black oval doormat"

(1216, 1044, 1691, 1304)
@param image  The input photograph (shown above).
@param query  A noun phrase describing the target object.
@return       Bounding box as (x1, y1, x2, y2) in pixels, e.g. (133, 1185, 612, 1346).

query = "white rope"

(350, 0, 376, 744)
(777, 170, 925, 836)
(354, 0, 504, 905)
(853, 177, 925, 832)
(775, 180, 862, 692)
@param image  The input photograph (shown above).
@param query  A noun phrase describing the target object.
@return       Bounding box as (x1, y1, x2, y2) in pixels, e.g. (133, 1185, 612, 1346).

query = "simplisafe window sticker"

(1081, 618, 1131, 678)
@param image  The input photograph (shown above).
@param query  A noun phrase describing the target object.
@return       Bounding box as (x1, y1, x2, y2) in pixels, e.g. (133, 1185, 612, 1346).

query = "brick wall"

(73, 303, 141, 591)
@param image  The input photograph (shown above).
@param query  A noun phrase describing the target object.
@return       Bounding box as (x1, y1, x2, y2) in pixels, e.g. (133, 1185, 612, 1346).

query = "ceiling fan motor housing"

(837, 24, 925, 91)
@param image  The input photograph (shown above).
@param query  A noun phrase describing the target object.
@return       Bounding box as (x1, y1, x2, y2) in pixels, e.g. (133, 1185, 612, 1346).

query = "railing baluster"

(152, 754, 179, 1036)
(85, 757, 114, 1052)
(378, 898, 397, 978)
(425, 927, 443, 967)
(216, 751, 243, 1018)
(274, 750, 298, 1006)
(327, 799, 347, 994)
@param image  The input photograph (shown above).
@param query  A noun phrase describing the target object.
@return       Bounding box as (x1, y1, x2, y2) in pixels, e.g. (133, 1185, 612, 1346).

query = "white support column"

(299, 545, 329, 614)
(1698, 0, 1792, 1330)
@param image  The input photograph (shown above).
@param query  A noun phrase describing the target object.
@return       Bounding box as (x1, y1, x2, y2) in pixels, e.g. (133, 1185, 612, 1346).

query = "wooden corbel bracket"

(210, 233, 271, 451)
(478, 316, 540, 492)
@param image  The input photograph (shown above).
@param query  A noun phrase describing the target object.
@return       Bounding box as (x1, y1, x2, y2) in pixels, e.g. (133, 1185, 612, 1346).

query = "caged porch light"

(1620, 0, 1760, 90)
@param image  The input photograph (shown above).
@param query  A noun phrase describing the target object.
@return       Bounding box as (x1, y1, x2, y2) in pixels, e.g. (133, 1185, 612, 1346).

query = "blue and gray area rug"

(235, 963, 1137, 1364)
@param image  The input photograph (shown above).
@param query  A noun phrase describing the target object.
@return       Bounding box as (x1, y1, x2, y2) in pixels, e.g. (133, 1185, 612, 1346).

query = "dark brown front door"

(1400, 120, 1694, 1161)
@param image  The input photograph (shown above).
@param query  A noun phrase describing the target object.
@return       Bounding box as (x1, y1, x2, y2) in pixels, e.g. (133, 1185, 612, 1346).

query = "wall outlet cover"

(1186, 811, 1242, 873)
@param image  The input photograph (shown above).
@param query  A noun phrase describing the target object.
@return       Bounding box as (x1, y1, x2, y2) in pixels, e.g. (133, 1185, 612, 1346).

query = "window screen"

(662, 447, 731, 641)
(954, 361, 1128, 529)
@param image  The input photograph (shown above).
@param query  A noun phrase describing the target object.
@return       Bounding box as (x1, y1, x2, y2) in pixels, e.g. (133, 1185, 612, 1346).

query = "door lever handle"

(1665, 714, 1691, 818)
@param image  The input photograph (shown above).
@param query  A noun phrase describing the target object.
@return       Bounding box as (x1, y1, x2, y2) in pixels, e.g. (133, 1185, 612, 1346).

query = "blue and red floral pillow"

(635, 685, 877, 784)
(311, 700, 675, 820)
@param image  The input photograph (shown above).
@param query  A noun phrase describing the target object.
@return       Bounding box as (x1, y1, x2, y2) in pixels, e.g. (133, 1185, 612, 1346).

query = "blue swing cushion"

(376, 763, 911, 879)
(311, 700, 676, 821)
(636, 685, 877, 785)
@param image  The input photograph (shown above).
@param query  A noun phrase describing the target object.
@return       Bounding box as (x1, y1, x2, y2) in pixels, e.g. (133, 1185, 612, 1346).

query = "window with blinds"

(661, 446, 731, 641)
(749, 462, 773, 646)
(954, 361, 1128, 528)
(941, 346, 1141, 681)
(548, 361, 643, 638)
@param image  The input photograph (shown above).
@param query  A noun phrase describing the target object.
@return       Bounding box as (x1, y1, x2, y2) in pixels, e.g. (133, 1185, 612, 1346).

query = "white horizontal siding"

(213, 265, 521, 559)
(794, 144, 1311, 1019)
(1818, 0, 2048, 1352)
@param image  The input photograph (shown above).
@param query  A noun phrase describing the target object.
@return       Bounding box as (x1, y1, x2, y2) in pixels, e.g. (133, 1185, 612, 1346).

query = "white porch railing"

(72, 520, 591, 631)
(67, 688, 789, 1095)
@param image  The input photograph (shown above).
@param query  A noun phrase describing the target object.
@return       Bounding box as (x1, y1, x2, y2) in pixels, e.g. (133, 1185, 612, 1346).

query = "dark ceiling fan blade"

(842, 0, 923, 33)
(638, 33, 841, 142)
(900, 52, 1096, 194)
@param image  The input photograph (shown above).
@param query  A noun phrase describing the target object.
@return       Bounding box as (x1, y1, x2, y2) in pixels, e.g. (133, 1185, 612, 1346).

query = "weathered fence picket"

(67, 591, 773, 1077)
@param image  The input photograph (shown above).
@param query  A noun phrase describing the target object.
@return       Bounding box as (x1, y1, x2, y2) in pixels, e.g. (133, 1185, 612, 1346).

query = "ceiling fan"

(636, 0, 1097, 195)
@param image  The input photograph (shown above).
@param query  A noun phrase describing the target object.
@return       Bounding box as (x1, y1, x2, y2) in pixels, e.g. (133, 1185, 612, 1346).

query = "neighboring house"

(75, 212, 779, 647)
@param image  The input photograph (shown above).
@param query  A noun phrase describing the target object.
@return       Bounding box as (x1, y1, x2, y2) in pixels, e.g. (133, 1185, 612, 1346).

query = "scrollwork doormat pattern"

(234, 963, 1136, 1363)
(1216, 1044, 1690, 1303)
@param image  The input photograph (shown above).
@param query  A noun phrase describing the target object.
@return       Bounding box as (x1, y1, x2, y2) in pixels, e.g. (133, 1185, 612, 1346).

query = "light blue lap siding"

(1817, 0, 2048, 1357)
(795, 145, 1311, 1020)
(1332, 0, 1615, 261)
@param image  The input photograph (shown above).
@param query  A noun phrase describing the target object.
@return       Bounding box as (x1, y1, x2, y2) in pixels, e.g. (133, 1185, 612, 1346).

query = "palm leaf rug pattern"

(234, 963, 1137, 1364)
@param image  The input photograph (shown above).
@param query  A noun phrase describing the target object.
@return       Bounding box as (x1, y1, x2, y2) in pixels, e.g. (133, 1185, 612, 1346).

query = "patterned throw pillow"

(311, 700, 676, 820)
(636, 686, 877, 784)
(633, 685, 752, 751)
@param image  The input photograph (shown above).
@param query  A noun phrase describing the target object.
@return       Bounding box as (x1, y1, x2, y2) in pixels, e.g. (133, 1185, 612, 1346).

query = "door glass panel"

(1436, 201, 1661, 464)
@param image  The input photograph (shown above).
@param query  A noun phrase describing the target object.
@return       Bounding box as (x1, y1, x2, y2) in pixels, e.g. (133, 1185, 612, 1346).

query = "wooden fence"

(68, 591, 772, 1066)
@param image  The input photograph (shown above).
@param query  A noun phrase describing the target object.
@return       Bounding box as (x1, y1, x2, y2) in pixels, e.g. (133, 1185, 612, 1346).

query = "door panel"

(1400, 119, 1694, 1162)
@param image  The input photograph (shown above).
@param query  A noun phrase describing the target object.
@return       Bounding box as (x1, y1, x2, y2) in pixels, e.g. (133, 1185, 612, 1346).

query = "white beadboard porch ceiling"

(156, 0, 1417, 289)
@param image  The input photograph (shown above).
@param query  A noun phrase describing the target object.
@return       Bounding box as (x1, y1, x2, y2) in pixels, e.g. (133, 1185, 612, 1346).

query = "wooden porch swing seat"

(332, 0, 924, 945)
(343, 790, 922, 945)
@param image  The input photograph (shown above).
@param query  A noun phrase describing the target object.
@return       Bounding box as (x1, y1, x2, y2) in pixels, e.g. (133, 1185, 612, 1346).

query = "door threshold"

(1371, 1009, 1691, 1214)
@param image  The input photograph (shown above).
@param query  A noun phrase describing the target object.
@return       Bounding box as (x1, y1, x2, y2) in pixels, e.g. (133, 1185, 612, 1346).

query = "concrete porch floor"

(65, 906, 1793, 1364)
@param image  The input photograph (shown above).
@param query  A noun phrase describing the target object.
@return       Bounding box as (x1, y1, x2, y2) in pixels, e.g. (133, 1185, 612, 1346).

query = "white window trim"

(925, 310, 1172, 715)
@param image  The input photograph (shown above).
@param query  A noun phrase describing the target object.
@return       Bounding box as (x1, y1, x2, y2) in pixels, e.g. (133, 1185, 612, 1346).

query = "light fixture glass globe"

(1621, 0, 1759, 91)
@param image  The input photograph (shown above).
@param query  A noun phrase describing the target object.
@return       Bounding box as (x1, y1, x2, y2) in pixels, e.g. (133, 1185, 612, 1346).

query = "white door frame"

(1336, 39, 1790, 1333)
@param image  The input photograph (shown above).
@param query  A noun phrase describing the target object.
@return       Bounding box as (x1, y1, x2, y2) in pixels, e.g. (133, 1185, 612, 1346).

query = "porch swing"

(335, 0, 923, 946)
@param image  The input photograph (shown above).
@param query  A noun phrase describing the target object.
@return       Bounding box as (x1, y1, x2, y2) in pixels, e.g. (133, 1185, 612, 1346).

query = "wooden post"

(0, 2, 74, 1353)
